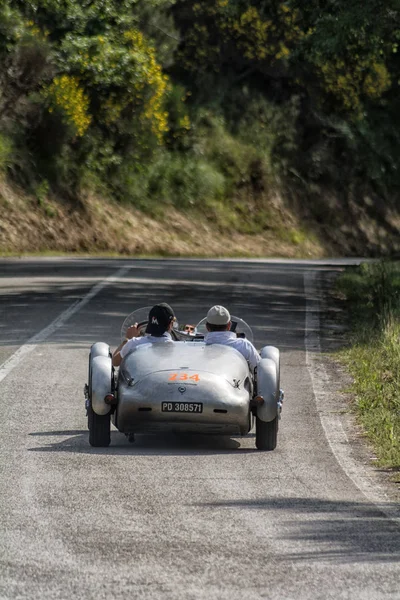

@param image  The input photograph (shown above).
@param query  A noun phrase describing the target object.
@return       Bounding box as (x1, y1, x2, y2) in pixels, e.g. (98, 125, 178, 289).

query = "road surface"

(0, 257, 399, 600)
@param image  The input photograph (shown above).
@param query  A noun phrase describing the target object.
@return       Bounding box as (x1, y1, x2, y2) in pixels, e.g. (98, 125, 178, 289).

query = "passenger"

(205, 305, 261, 371)
(112, 303, 175, 367)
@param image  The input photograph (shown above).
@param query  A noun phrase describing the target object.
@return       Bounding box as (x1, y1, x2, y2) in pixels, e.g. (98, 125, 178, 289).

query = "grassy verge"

(337, 262, 400, 471)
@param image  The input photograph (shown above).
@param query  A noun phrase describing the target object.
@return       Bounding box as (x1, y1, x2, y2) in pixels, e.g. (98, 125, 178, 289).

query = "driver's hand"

(126, 323, 140, 339)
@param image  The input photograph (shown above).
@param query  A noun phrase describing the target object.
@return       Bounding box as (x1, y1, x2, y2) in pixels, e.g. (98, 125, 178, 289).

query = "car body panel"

(120, 341, 249, 383)
(115, 342, 252, 435)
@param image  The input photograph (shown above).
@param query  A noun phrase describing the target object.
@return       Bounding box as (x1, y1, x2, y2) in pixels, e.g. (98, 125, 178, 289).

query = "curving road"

(0, 257, 399, 600)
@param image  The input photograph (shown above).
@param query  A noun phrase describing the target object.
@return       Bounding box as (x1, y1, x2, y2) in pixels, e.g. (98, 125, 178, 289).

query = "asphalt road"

(0, 257, 399, 600)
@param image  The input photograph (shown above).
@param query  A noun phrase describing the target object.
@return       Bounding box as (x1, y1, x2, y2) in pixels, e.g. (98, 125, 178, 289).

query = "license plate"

(161, 402, 203, 413)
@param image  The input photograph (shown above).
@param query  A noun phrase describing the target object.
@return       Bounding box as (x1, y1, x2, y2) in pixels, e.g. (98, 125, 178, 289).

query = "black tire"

(255, 415, 278, 451)
(88, 404, 111, 447)
(87, 365, 92, 430)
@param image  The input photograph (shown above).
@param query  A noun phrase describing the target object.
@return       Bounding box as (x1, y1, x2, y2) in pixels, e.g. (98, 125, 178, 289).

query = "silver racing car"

(84, 307, 283, 450)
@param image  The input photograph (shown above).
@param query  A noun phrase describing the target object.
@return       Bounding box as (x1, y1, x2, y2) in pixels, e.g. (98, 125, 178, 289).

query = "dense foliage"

(0, 0, 399, 230)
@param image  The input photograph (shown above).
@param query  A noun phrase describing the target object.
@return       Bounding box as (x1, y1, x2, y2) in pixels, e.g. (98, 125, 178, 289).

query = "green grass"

(337, 262, 400, 471)
(0, 134, 14, 173)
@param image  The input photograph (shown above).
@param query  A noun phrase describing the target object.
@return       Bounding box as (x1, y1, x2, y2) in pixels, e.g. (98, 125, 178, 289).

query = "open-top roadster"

(85, 307, 283, 450)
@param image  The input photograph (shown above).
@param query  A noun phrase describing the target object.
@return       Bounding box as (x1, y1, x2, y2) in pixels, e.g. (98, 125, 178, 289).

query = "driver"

(112, 303, 175, 367)
(204, 305, 261, 371)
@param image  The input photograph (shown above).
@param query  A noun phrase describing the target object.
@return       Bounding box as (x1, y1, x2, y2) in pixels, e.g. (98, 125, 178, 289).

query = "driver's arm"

(112, 339, 129, 367)
(246, 342, 262, 372)
(112, 323, 141, 367)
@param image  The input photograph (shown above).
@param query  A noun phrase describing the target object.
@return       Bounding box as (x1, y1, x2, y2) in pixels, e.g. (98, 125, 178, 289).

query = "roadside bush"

(235, 93, 300, 178)
(338, 261, 400, 470)
(339, 262, 400, 332)
(191, 112, 265, 189)
(113, 151, 225, 213)
(164, 84, 192, 151)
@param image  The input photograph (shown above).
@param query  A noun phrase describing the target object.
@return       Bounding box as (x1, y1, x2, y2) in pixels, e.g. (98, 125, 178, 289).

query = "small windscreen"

(195, 315, 254, 343)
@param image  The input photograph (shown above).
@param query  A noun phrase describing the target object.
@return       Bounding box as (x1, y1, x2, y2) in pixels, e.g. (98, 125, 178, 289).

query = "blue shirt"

(205, 331, 261, 370)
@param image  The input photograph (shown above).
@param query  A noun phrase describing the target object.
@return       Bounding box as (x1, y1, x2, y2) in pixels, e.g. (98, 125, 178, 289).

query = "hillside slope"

(1, 1, 399, 258)
(1, 178, 399, 258)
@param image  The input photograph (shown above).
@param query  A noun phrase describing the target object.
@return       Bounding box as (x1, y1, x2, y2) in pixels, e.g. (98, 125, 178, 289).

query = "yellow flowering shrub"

(179, 115, 191, 130)
(233, 7, 273, 60)
(64, 29, 170, 145)
(177, 2, 309, 72)
(233, 4, 305, 62)
(363, 62, 391, 99)
(124, 30, 169, 143)
(13, 19, 48, 42)
(45, 75, 91, 136)
(25, 20, 42, 38)
(318, 57, 391, 115)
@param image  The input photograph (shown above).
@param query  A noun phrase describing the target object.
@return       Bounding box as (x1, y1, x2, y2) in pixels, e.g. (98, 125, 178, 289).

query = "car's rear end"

(115, 342, 252, 436)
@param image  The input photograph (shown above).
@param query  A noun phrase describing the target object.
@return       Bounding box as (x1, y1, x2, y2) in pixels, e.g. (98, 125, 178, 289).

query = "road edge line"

(0, 265, 131, 384)
(304, 270, 400, 526)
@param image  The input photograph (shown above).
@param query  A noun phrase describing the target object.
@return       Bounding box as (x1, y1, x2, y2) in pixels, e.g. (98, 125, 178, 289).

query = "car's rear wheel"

(88, 404, 111, 447)
(87, 343, 113, 446)
(255, 415, 278, 451)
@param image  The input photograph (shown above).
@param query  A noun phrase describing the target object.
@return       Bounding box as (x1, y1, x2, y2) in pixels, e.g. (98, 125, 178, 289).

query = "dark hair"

(206, 322, 230, 332)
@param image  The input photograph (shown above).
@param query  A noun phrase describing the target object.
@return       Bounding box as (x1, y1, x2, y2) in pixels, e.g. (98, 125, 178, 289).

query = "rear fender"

(256, 358, 278, 422)
(90, 342, 111, 360)
(91, 355, 113, 416)
(260, 346, 279, 381)
(88, 342, 111, 396)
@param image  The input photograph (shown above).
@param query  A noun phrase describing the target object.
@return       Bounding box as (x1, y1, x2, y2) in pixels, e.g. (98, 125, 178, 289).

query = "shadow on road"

(28, 429, 259, 455)
(27, 425, 400, 563)
(196, 496, 400, 564)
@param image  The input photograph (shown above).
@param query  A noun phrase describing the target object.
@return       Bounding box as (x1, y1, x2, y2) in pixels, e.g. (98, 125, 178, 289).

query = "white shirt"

(205, 331, 261, 371)
(120, 332, 173, 359)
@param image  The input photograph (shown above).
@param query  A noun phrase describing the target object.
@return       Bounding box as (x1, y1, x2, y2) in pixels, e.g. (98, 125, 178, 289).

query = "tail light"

(104, 393, 117, 405)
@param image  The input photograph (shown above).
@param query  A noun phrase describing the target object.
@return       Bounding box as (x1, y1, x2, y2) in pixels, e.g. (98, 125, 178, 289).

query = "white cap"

(206, 305, 231, 325)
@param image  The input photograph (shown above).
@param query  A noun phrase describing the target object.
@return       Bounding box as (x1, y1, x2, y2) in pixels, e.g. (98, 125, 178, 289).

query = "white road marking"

(304, 270, 400, 525)
(0, 265, 131, 384)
